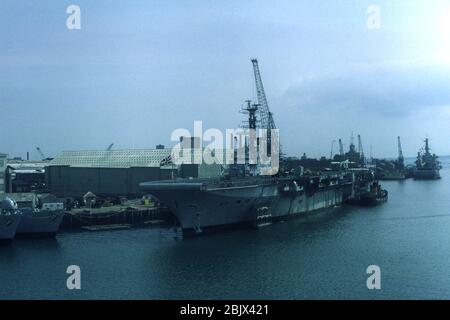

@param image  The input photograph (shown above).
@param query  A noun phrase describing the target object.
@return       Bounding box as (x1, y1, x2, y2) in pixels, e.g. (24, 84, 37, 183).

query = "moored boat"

(0, 198, 22, 243)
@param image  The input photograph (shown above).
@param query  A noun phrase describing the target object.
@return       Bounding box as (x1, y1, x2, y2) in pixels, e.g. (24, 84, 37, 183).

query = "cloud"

(282, 60, 450, 117)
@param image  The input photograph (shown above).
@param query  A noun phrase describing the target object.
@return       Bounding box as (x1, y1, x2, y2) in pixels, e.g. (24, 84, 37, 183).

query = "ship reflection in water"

(0, 160, 449, 299)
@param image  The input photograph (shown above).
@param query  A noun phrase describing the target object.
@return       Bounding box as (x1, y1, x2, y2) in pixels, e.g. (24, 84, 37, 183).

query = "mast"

(244, 100, 258, 130)
(242, 100, 259, 175)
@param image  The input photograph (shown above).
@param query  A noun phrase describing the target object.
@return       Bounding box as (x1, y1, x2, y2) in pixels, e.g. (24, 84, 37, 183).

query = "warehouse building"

(5, 160, 47, 193)
(46, 149, 177, 198)
(46, 145, 227, 199)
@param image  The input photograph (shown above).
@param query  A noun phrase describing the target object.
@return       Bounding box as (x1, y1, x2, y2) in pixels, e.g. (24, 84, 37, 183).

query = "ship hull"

(0, 214, 21, 243)
(16, 210, 64, 237)
(380, 171, 406, 180)
(141, 179, 349, 235)
(141, 181, 278, 233)
(271, 186, 344, 218)
(413, 169, 441, 180)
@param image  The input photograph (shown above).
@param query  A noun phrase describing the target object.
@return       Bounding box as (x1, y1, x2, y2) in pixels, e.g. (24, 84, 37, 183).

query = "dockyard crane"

(36, 147, 46, 160)
(251, 59, 275, 132)
(358, 135, 365, 160)
(398, 136, 404, 169)
(251, 59, 278, 156)
(338, 139, 344, 156)
(330, 140, 336, 159)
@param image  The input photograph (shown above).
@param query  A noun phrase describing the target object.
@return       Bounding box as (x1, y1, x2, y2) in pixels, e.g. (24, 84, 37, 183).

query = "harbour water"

(1, 158, 450, 300)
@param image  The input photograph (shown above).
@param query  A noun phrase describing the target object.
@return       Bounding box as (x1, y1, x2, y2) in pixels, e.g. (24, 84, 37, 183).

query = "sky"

(1, 0, 450, 159)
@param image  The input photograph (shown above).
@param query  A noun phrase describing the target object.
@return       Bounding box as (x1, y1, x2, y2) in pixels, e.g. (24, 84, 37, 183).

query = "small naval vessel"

(0, 198, 22, 242)
(15, 207, 64, 237)
(413, 138, 441, 180)
(141, 59, 386, 235)
(0, 196, 64, 239)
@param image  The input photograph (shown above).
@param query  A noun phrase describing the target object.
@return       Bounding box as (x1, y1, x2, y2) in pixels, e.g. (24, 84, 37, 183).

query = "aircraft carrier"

(140, 59, 385, 235)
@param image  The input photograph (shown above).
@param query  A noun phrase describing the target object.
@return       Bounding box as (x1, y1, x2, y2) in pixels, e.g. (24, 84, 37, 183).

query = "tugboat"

(0, 198, 22, 243)
(346, 168, 388, 206)
(413, 138, 441, 180)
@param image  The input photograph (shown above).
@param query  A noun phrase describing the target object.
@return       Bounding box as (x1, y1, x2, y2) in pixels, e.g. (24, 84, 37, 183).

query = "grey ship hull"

(413, 169, 441, 180)
(141, 177, 350, 234)
(0, 214, 21, 242)
(141, 181, 278, 234)
(272, 186, 344, 217)
(16, 209, 64, 237)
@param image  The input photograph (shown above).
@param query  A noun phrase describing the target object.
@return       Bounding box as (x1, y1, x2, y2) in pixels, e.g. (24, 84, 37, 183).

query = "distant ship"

(0, 198, 22, 242)
(413, 138, 441, 180)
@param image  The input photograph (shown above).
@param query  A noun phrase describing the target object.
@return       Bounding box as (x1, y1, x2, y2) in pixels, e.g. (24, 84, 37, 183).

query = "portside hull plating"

(16, 210, 64, 237)
(0, 214, 21, 242)
(413, 169, 441, 180)
(148, 184, 278, 233)
(142, 181, 349, 234)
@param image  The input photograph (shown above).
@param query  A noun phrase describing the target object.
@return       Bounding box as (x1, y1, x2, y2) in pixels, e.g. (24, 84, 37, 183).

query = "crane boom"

(397, 136, 405, 169)
(36, 147, 46, 160)
(251, 59, 279, 159)
(339, 139, 344, 156)
(358, 135, 364, 157)
(330, 140, 336, 159)
(398, 136, 403, 160)
(358, 134, 365, 164)
(251, 59, 275, 130)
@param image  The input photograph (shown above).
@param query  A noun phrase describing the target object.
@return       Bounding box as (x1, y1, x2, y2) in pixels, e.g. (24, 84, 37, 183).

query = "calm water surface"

(1, 159, 450, 299)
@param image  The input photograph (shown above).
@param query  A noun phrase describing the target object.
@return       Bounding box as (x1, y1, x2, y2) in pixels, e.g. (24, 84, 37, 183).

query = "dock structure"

(61, 203, 173, 231)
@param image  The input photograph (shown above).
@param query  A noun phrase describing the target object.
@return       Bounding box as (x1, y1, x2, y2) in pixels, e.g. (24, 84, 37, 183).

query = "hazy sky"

(1, 0, 450, 159)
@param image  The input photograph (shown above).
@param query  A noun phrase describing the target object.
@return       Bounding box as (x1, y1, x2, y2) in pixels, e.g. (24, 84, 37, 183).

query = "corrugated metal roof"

(48, 147, 237, 169)
(49, 149, 173, 168)
(7, 161, 47, 170)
